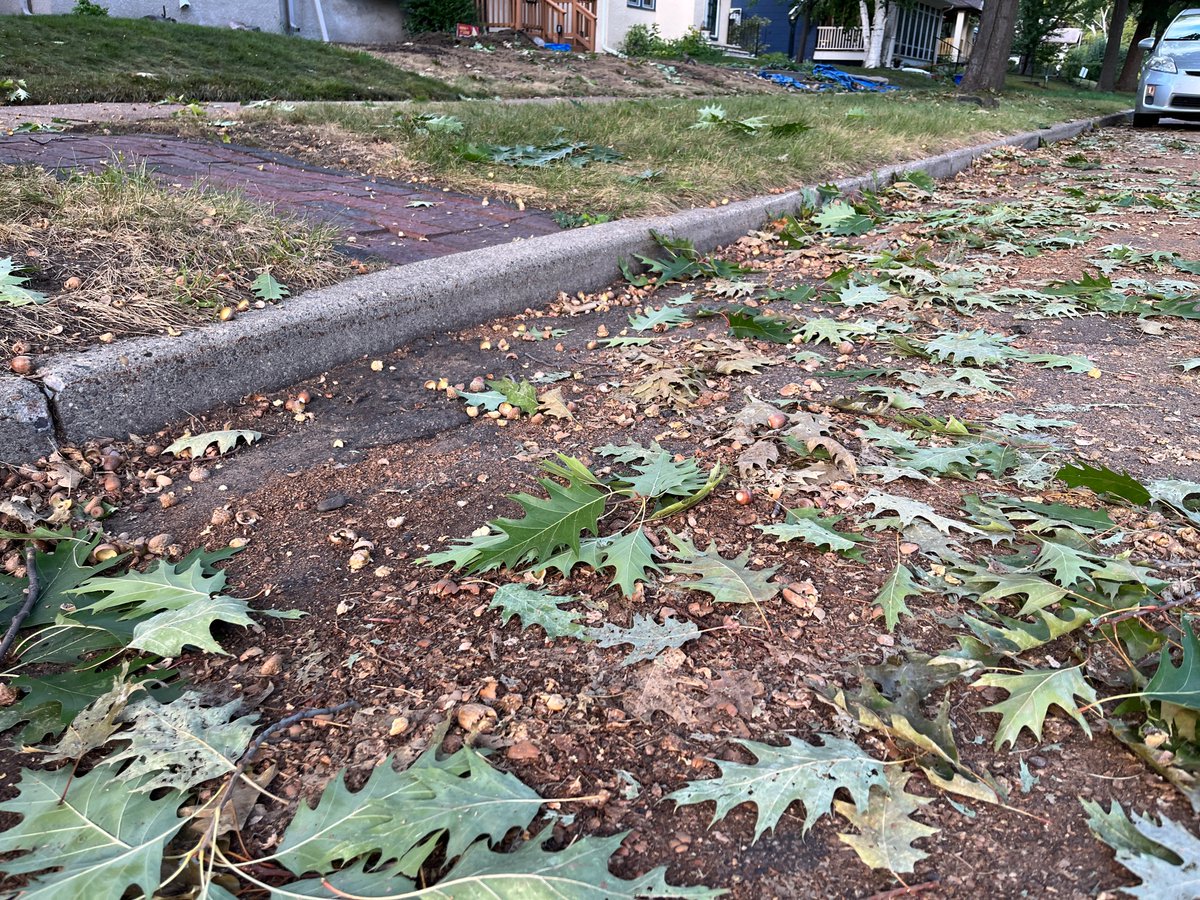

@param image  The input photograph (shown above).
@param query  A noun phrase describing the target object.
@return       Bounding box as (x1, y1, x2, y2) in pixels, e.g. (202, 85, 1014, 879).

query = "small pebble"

(316, 494, 349, 512)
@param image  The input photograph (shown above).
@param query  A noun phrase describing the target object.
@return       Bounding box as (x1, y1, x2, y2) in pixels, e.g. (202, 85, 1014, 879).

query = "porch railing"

(474, 0, 597, 52)
(815, 25, 865, 52)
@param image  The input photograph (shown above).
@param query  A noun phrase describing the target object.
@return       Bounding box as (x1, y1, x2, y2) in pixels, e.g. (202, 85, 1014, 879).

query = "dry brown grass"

(0, 164, 350, 353)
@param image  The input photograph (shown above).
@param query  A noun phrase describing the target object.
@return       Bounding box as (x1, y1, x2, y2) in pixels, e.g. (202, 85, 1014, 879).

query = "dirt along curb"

(1, 110, 1131, 464)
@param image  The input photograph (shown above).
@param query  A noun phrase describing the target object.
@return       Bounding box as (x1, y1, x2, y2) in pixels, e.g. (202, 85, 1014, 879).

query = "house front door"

(706, 0, 720, 35)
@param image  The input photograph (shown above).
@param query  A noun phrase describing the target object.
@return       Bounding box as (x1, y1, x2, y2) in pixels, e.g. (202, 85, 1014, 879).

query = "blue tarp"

(757, 65, 900, 93)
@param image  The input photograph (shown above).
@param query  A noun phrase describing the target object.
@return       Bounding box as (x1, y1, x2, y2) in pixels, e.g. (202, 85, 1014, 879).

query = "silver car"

(1135, 8, 1200, 126)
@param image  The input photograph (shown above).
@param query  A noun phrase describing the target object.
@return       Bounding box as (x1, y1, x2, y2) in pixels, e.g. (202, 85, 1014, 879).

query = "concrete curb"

(5, 109, 1132, 463)
(0, 376, 56, 462)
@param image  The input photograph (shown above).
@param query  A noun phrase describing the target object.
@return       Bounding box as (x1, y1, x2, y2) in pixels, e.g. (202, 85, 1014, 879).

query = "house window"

(628, 0, 656, 9)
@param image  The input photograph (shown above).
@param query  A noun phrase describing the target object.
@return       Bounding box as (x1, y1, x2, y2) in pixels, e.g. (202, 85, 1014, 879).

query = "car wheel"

(1132, 112, 1161, 127)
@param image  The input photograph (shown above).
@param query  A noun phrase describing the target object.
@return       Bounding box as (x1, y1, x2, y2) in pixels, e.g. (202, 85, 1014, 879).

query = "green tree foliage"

(403, 0, 476, 33)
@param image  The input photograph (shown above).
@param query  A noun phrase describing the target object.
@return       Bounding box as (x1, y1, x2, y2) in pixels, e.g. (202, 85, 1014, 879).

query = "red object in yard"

(456, 23, 481, 38)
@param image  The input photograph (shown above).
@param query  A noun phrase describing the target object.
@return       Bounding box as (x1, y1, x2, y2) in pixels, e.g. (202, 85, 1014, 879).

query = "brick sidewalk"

(0, 133, 560, 265)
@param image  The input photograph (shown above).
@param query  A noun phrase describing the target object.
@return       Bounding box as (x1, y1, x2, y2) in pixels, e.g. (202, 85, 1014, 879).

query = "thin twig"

(866, 881, 940, 900)
(198, 699, 359, 852)
(0, 547, 40, 664)
(1093, 589, 1199, 628)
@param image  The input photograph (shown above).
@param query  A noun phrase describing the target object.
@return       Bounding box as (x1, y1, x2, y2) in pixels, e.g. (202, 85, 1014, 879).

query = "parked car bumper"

(1138, 71, 1200, 117)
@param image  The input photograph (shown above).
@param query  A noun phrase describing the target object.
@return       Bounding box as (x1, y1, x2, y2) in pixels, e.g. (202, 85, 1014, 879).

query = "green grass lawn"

(254, 77, 1130, 216)
(0, 15, 459, 103)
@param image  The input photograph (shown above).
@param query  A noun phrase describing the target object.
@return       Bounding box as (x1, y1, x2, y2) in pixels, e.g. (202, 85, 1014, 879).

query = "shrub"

(757, 51, 799, 70)
(623, 23, 725, 63)
(403, 0, 476, 33)
(622, 23, 663, 56)
(71, 0, 108, 15)
(1062, 34, 1107, 80)
(661, 27, 725, 63)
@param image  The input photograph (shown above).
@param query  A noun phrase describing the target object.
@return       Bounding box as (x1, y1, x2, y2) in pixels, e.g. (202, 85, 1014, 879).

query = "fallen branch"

(0, 546, 39, 664)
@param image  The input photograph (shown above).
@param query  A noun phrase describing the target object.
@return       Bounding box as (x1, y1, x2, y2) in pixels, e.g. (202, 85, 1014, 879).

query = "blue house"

(740, 0, 817, 59)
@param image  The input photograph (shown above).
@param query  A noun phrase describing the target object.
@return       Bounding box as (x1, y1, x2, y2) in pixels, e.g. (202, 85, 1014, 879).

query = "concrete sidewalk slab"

(3, 110, 1131, 463)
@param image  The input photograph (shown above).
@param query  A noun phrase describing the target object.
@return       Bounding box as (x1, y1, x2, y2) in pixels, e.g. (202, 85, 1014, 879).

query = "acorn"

(766, 411, 789, 430)
(735, 489, 753, 506)
(92, 543, 120, 563)
(147, 533, 174, 555)
(456, 703, 497, 734)
(9, 355, 33, 375)
(64, 276, 82, 291)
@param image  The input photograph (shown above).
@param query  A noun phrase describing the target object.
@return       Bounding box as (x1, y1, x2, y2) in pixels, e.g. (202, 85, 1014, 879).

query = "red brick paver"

(0, 134, 560, 265)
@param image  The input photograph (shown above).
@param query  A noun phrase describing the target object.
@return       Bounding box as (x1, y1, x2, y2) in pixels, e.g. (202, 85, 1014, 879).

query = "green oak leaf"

(107, 692, 258, 791)
(250, 271, 289, 301)
(1031, 536, 1098, 587)
(756, 507, 869, 561)
(1084, 801, 1200, 900)
(588, 614, 700, 666)
(836, 769, 939, 875)
(420, 456, 608, 573)
(629, 304, 688, 332)
(670, 735, 887, 841)
(595, 529, 662, 597)
(722, 307, 797, 344)
(873, 563, 925, 632)
(276, 746, 535, 878)
(1143, 617, 1200, 712)
(72, 559, 261, 656)
(976, 665, 1097, 749)
(442, 829, 724, 898)
(488, 584, 585, 639)
(0, 764, 186, 900)
(666, 533, 779, 608)
(1057, 461, 1151, 505)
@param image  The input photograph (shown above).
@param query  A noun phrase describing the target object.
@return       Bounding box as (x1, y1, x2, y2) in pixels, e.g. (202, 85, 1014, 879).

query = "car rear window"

(1164, 14, 1200, 40)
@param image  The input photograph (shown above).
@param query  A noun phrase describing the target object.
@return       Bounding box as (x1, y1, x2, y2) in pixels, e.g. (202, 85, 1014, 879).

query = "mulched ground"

(3, 123, 1200, 898)
(357, 32, 786, 101)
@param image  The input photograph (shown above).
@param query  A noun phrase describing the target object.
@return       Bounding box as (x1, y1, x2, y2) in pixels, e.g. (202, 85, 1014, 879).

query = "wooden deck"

(475, 0, 598, 52)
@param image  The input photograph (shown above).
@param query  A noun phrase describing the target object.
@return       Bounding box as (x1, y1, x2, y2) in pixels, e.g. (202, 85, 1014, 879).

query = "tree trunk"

(881, 5, 898, 66)
(1116, 1, 1163, 91)
(862, 0, 889, 68)
(797, 15, 812, 62)
(958, 0, 1019, 93)
(1097, 0, 1130, 91)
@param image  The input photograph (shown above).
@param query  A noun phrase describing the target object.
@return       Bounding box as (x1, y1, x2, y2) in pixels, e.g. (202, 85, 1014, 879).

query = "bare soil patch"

(355, 33, 783, 100)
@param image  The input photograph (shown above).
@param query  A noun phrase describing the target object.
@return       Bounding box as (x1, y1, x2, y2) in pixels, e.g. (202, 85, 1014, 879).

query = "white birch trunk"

(860, 0, 889, 68)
